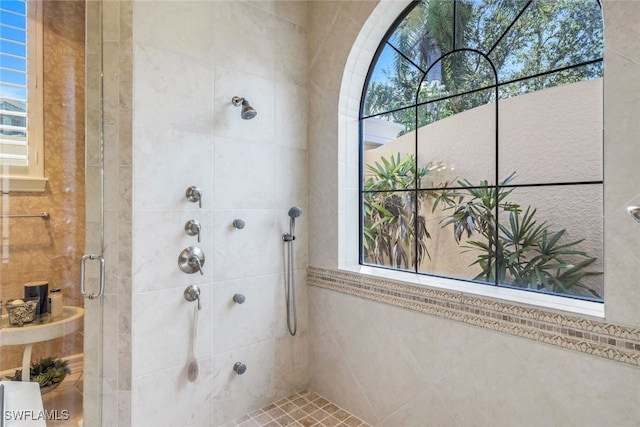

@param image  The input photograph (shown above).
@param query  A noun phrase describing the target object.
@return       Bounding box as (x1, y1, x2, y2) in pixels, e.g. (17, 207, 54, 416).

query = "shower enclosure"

(0, 0, 104, 424)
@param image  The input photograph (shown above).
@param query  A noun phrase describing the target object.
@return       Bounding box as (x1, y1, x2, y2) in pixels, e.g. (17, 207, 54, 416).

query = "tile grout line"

(234, 391, 371, 427)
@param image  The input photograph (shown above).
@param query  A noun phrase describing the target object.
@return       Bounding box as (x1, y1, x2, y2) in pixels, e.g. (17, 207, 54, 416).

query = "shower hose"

(285, 236, 297, 336)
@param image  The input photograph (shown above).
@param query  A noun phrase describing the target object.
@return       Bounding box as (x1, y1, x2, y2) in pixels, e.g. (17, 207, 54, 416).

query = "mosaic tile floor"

(233, 391, 371, 427)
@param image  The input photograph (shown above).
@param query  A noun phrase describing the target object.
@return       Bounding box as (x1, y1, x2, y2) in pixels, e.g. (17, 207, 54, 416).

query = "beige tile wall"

(126, 1, 309, 426)
(308, 0, 640, 425)
(104, 1, 640, 426)
(98, 0, 133, 425)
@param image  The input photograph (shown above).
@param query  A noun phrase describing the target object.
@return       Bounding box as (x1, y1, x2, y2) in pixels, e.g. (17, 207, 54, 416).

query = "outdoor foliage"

(438, 174, 601, 298)
(364, 0, 603, 130)
(362, 153, 445, 269)
(362, 154, 601, 298)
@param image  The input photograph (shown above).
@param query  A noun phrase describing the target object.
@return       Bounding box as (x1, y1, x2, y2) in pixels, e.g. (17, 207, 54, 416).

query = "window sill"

(0, 176, 48, 193)
(339, 264, 605, 319)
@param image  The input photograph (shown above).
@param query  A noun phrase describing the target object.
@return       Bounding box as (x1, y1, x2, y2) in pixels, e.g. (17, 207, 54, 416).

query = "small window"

(0, 0, 45, 192)
(360, 0, 604, 301)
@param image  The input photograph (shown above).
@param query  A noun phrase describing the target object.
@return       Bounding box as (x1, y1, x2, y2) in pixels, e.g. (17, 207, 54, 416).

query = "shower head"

(231, 96, 257, 120)
(288, 206, 303, 219)
(284, 206, 303, 239)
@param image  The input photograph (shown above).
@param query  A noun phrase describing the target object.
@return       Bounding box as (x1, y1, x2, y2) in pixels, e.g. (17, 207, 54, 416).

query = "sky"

(0, 0, 28, 102)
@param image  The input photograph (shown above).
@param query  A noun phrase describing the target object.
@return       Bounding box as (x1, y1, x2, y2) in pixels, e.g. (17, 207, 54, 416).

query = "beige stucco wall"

(308, 0, 640, 425)
(365, 78, 603, 186)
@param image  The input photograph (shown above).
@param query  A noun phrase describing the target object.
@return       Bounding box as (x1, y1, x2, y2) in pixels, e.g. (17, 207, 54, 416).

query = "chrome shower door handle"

(80, 254, 105, 300)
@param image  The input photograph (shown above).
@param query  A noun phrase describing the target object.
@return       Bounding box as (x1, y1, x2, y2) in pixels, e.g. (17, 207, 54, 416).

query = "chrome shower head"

(288, 206, 303, 219)
(231, 96, 257, 120)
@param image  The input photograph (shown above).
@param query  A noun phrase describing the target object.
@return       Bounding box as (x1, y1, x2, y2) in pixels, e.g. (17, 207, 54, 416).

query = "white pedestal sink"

(0, 306, 84, 383)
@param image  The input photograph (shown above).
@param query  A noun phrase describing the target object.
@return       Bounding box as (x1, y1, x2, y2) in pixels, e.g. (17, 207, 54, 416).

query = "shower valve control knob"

(185, 185, 203, 208)
(233, 362, 247, 375)
(233, 293, 246, 304)
(184, 285, 201, 310)
(178, 246, 205, 275)
(185, 219, 201, 242)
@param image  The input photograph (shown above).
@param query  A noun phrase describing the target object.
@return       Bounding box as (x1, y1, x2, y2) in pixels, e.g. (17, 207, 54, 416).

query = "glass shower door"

(0, 0, 104, 425)
(80, 0, 105, 424)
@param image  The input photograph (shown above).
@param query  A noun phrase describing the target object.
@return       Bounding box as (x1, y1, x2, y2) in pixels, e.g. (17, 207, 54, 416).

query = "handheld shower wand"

(284, 206, 303, 241)
(283, 207, 302, 336)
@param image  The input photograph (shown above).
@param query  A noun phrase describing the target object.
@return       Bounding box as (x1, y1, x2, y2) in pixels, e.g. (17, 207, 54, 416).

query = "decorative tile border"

(308, 267, 640, 367)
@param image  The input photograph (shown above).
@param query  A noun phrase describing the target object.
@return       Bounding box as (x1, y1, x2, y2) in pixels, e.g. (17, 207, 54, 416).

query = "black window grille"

(359, 0, 604, 301)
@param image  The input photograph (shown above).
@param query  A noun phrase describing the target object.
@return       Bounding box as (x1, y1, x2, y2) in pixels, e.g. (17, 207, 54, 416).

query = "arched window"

(360, 0, 604, 301)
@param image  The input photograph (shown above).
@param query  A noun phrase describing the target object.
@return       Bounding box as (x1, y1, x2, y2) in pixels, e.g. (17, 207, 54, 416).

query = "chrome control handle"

(184, 285, 201, 310)
(185, 219, 201, 242)
(79, 254, 105, 300)
(178, 246, 205, 275)
(186, 186, 202, 208)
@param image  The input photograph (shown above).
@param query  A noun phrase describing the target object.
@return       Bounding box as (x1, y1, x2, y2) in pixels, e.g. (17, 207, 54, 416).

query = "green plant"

(362, 153, 444, 269)
(362, 153, 601, 298)
(8, 357, 70, 389)
(439, 174, 601, 298)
